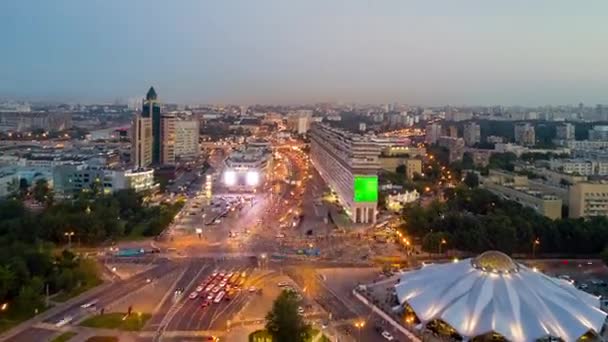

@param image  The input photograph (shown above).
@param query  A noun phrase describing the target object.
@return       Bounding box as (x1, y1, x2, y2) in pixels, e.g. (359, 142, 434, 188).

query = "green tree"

(396, 164, 406, 175)
(601, 246, 608, 266)
(463, 173, 479, 188)
(32, 179, 52, 205)
(265, 290, 310, 342)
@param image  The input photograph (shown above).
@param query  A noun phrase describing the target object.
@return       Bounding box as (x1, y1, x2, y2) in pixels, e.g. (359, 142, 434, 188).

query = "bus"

(116, 248, 145, 257)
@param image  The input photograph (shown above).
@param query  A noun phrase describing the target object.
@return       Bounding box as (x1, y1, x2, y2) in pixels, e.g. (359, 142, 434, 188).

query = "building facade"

(569, 183, 608, 218)
(132, 115, 152, 169)
(588, 125, 608, 141)
(556, 123, 575, 140)
(463, 122, 481, 146)
(160, 114, 176, 165)
(514, 123, 535, 146)
(310, 123, 380, 224)
(425, 123, 442, 145)
(174, 119, 200, 159)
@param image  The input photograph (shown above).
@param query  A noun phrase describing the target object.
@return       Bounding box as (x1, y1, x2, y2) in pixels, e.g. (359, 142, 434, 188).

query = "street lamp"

(438, 238, 447, 255)
(532, 238, 540, 258)
(64, 231, 75, 249)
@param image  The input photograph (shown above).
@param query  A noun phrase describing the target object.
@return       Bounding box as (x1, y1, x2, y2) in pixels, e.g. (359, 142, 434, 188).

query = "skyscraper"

(132, 114, 152, 168)
(142, 87, 162, 164)
(131, 87, 176, 167)
(160, 113, 176, 165)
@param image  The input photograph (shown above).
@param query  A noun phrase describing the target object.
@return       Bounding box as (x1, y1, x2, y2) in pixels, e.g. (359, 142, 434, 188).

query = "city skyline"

(1, 0, 608, 106)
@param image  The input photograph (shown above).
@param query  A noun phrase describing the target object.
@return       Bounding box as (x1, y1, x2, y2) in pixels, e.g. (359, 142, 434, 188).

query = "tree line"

(0, 189, 183, 325)
(402, 186, 608, 256)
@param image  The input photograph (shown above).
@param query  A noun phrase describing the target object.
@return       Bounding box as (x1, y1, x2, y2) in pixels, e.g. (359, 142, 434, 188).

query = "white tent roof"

(395, 251, 606, 342)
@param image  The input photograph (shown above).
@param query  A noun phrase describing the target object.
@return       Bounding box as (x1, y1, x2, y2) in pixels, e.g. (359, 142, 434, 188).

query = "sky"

(1, 0, 607, 106)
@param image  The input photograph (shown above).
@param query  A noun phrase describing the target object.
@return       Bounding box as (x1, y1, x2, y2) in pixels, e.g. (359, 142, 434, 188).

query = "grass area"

(0, 304, 53, 333)
(0, 319, 19, 334)
(85, 337, 118, 342)
(51, 331, 77, 342)
(79, 312, 150, 331)
(249, 329, 329, 342)
(53, 279, 102, 303)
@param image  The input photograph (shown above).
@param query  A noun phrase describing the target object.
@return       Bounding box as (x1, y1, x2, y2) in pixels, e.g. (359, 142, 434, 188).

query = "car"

(212, 286, 221, 293)
(297, 306, 305, 315)
(580, 283, 589, 289)
(212, 271, 218, 277)
(276, 233, 285, 238)
(196, 286, 204, 292)
(277, 282, 289, 287)
(248, 286, 256, 292)
(381, 331, 394, 340)
(55, 316, 73, 327)
(201, 299, 211, 307)
(219, 281, 227, 288)
(80, 299, 98, 309)
(214, 291, 225, 303)
(205, 284, 214, 292)
(189, 292, 198, 300)
(207, 293, 214, 300)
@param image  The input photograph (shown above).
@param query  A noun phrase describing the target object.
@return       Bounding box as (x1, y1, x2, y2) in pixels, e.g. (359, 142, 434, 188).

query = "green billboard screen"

(353, 176, 378, 202)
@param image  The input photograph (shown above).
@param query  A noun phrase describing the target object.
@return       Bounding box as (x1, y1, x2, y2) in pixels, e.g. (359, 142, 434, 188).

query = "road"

(4, 142, 403, 342)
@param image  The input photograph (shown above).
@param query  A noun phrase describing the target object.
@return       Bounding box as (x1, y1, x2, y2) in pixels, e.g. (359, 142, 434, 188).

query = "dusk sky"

(1, 0, 607, 105)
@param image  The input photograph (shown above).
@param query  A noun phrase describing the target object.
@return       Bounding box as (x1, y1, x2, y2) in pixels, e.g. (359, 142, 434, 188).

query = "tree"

(601, 246, 608, 266)
(463, 173, 479, 188)
(32, 179, 52, 204)
(265, 290, 310, 342)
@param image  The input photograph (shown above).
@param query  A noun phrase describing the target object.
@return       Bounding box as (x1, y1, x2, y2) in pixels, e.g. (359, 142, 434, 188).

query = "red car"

(201, 299, 211, 307)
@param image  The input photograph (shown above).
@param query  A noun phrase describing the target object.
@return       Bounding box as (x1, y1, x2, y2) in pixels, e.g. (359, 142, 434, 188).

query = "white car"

(297, 306, 305, 315)
(248, 286, 256, 292)
(189, 292, 198, 300)
(196, 286, 204, 292)
(277, 282, 289, 287)
(56, 316, 73, 327)
(381, 331, 394, 340)
(80, 299, 98, 309)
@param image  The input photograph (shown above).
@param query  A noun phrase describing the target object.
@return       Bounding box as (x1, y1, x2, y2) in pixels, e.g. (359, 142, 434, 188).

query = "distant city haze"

(1, 0, 607, 105)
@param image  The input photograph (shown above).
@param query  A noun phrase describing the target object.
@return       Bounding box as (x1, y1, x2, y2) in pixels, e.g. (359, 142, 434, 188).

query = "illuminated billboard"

(353, 175, 378, 202)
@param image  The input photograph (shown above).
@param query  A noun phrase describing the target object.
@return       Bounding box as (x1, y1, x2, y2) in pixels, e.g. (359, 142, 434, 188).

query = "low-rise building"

(569, 183, 608, 218)
(482, 170, 562, 219)
(549, 159, 608, 177)
(53, 165, 156, 197)
(386, 189, 420, 212)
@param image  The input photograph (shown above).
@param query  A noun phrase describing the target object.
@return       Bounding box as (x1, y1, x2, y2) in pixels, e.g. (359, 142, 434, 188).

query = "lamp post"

(532, 238, 540, 258)
(438, 238, 447, 256)
(64, 231, 75, 249)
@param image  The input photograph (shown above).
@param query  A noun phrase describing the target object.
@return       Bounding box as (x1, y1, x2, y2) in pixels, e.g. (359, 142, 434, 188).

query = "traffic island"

(79, 312, 150, 331)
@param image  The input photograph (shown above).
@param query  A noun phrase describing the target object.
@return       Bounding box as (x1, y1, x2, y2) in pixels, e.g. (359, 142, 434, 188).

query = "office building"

(132, 87, 176, 166)
(174, 119, 199, 160)
(556, 123, 575, 140)
(132, 115, 152, 169)
(287, 110, 313, 135)
(482, 170, 562, 219)
(53, 165, 156, 197)
(514, 123, 535, 146)
(438, 136, 465, 163)
(463, 122, 481, 146)
(425, 123, 442, 145)
(444, 111, 472, 122)
(569, 183, 608, 218)
(310, 123, 380, 224)
(160, 114, 176, 165)
(140, 87, 162, 164)
(588, 125, 608, 141)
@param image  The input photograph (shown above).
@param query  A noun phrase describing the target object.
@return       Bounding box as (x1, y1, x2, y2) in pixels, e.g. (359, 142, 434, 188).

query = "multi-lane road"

(2, 143, 403, 342)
